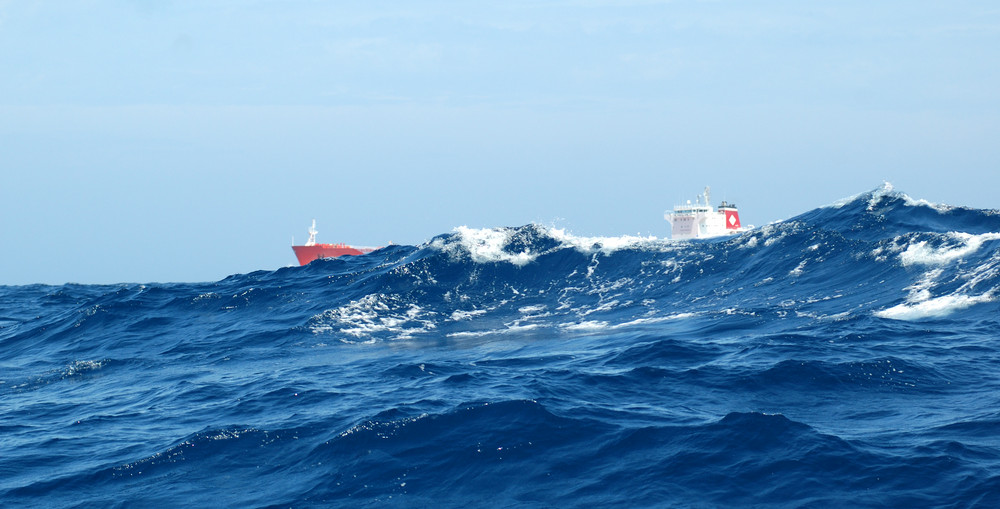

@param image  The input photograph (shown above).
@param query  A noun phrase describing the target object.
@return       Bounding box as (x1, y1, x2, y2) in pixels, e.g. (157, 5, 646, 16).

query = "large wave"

(3, 184, 999, 508)
(4, 184, 998, 351)
(291, 184, 1000, 344)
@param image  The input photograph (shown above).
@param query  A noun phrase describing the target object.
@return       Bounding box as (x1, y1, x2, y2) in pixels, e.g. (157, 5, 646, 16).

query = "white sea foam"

(442, 226, 537, 265)
(518, 304, 547, 314)
(826, 182, 955, 213)
(795, 310, 851, 321)
(901, 195, 954, 213)
(449, 311, 695, 338)
(898, 232, 1000, 267)
(961, 251, 1000, 290)
(866, 181, 896, 211)
(901, 268, 943, 303)
(610, 313, 696, 329)
(789, 260, 807, 277)
(310, 293, 437, 340)
(578, 299, 621, 317)
(446, 322, 546, 338)
(877, 245, 1000, 321)
(445, 330, 492, 338)
(63, 359, 106, 377)
(825, 181, 899, 211)
(825, 182, 894, 209)
(545, 227, 659, 254)
(431, 225, 663, 266)
(758, 223, 792, 247)
(560, 320, 609, 331)
(450, 309, 487, 321)
(876, 293, 994, 320)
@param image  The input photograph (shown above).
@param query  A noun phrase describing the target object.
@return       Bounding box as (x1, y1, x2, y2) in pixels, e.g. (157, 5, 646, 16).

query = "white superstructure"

(665, 187, 749, 240)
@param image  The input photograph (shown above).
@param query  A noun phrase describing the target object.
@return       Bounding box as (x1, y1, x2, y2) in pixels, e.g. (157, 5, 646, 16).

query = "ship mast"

(305, 219, 318, 247)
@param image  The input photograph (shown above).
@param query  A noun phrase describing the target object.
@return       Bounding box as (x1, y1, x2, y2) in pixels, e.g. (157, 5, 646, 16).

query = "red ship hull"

(292, 244, 377, 265)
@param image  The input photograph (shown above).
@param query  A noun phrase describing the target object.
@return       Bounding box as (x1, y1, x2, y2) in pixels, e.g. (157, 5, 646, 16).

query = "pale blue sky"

(2, 1, 998, 284)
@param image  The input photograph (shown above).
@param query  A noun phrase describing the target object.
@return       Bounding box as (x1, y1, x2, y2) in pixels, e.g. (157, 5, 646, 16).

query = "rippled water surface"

(2, 186, 999, 507)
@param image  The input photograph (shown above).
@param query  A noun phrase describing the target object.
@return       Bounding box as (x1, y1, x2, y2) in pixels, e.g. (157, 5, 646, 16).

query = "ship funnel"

(719, 203, 741, 230)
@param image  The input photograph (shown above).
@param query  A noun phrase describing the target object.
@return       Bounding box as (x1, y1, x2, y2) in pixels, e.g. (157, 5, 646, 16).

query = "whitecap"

(309, 293, 438, 341)
(898, 232, 1000, 267)
(63, 359, 107, 377)
(866, 181, 896, 211)
(545, 227, 660, 254)
(901, 195, 954, 213)
(445, 226, 537, 265)
(560, 320, 609, 331)
(876, 293, 994, 321)
(450, 309, 487, 321)
(789, 260, 807, 277)
(610, 313, 696, 329)
(518, 304, 547, 314)
(430, 225, 664, 266)
(825, 182, 894, 209)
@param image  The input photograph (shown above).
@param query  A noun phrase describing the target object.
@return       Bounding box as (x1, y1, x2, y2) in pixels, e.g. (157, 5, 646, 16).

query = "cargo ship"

(665, 187, 751, 240)
(292, 220, 378, 265)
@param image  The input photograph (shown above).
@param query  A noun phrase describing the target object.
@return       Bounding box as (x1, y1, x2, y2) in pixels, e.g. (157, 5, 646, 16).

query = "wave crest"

(428, 224, 661, 266)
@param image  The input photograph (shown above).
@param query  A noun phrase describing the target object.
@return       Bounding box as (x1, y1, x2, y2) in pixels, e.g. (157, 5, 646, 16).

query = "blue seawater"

(2, 185, 1000, 508)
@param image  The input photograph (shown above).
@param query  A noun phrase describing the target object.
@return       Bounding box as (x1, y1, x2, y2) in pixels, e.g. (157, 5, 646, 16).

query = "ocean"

(2, 185, 999, 508)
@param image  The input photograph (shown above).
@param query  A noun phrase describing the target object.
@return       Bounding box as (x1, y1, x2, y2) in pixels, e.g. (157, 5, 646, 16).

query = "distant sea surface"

(3, 185, 999, 507)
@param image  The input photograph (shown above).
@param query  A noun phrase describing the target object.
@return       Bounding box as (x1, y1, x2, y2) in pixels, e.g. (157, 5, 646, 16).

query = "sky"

(1, 0, 998, 285)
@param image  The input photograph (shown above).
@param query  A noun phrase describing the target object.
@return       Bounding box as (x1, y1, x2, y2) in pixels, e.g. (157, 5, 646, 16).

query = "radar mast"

(305, 220, 318, 247)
